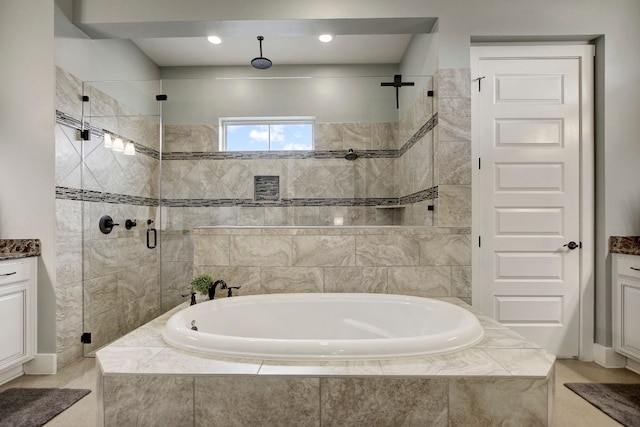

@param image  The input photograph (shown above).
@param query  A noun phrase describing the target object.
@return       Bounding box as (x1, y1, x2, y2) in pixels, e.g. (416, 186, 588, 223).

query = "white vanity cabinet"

(612, 253, 640, 373)
(0, 257, 37, 383)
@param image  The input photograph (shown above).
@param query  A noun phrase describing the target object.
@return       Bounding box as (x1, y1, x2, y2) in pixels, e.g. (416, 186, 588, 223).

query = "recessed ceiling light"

(319, 34, 333, 43)
(207, 36, 222, 45)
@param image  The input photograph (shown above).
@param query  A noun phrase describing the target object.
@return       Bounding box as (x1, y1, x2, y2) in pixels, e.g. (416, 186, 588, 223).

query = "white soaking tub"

(162, 293, 484, 360)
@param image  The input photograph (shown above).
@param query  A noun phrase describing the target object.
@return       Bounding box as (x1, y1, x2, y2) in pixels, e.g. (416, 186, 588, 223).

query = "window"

(220, 117, 314, 151)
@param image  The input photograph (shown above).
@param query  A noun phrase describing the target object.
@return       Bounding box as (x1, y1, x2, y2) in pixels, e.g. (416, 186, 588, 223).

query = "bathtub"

(162, 293, 484, 360)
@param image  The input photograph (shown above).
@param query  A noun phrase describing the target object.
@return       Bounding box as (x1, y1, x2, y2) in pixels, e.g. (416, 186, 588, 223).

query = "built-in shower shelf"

(374, 205, 405, 209)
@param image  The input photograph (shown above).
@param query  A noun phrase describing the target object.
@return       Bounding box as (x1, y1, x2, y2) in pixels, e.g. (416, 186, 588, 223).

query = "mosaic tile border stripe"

(56, 186, 160, 207)
(56, 110, 437, 162)
(56, 186, 438, 208)
(55, 111, 159, 159)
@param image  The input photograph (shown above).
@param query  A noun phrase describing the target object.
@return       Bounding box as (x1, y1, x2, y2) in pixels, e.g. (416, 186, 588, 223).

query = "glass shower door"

(80, 79, 162, 356)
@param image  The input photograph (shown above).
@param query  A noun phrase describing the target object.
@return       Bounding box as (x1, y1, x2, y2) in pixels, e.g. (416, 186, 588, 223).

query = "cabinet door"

(0, 290, 26, 365)
(622, 281, 640, 355)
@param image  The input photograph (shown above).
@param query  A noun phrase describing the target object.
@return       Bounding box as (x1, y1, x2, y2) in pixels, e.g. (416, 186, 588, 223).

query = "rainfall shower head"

(345, 148, 358, 161)
(251, 36, 272, 70)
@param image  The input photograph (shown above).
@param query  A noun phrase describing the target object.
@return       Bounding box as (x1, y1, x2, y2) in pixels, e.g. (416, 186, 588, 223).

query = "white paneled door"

(472, 46, 594, 357)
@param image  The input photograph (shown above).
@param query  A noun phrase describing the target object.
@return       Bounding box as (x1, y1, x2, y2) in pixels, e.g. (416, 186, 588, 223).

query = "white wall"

(0, 0, 56, 354)
(161, 65, 407, 125)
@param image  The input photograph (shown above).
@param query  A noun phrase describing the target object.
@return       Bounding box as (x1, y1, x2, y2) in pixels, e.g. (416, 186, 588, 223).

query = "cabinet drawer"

(616, 255, 640, 279)
(0, 260, 32, 287)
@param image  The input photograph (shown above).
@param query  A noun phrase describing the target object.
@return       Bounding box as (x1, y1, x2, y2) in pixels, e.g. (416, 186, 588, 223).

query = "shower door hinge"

(478, 236, 481, 247)
(80, 129, 90, 141)
(80, 332, 92, 344)
(478, 157, 481, 170)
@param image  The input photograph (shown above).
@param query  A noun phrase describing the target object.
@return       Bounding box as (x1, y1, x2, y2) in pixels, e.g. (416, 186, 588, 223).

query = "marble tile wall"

(192, 227, 470, 300)
(434, 68, 472, 228)
(55, 67, 161, 369)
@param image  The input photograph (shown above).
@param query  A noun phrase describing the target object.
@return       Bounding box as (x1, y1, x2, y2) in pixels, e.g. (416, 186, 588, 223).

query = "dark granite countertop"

(610, 236, 640, 256)
(0, 239, 41, 260)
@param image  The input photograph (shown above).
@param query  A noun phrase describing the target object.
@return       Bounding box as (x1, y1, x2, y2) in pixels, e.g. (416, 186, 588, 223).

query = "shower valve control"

(125, 219, 137, 230)
(99, 215, 119, 234)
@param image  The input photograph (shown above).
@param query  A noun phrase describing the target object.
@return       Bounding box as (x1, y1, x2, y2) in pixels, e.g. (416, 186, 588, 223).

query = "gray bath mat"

(564, 383, 640, 427)
(0, 387, 90, 427)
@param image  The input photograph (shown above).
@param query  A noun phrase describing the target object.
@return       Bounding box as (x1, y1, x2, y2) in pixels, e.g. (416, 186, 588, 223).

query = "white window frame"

(219, 116, 315, 151)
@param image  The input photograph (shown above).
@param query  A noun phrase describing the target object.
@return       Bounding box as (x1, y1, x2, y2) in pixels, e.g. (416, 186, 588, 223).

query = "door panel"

(473, 52, 584, 357)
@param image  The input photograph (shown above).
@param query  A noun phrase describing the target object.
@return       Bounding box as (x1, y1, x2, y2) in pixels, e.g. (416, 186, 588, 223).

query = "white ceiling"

(71, 17, 437, 68)
(133, 34, 414, 67)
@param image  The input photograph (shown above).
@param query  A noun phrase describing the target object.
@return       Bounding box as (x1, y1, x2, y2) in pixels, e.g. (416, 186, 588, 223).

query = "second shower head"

(345, 149, 358, 161)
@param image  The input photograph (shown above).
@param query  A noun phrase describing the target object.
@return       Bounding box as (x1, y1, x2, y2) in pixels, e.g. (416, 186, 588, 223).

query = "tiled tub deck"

(96, 298, 555, 426)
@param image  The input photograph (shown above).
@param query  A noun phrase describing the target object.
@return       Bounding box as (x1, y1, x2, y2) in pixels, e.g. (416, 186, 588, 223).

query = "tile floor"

(1, 358, 639, 426)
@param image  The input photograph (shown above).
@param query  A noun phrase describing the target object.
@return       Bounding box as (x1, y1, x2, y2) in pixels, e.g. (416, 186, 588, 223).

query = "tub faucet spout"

(208, 279, 227, 300)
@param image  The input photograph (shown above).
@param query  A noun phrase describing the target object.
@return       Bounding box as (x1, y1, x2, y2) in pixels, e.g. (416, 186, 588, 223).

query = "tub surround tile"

(260, 267, 323, 293)
(193, 234, 230, 266)
(387, 266, 451, 297)
(355, 234, 420, 266)
(102, 375, 194, 427)
(110, 324, 167, 347)
(138, 347, 262, 375)
(320, 377, 448, 427)
(195, 377, 320, 427)
(477, 328, 542, 349)
(96, 347, 164, 373)
(322, 267, 387, 293)
(230, 235, 292, 266)
(379, 349, 511, 377)
(449, 378, 549, 426)
(484, 349, 556, 377)
(258, 360, 384, 376)
(419, 234, 471, 266)
(292, 235, 356, 266)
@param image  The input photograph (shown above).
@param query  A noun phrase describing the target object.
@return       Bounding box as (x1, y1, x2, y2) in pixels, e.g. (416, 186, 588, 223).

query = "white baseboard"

(593, 344, 627, 368)
(0, 365, 24, 386)
(626, 358, 640, 375)
(23, 353, 57, 375)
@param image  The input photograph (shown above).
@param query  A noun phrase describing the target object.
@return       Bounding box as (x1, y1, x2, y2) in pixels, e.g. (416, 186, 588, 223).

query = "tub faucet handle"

(227, 286, 241, 297)
(181, 291, 197, 305)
